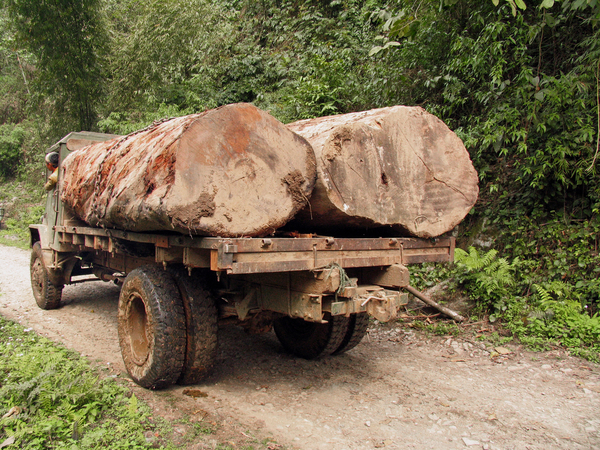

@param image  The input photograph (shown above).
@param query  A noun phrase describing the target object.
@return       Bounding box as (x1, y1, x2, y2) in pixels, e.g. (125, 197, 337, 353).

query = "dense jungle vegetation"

(0, 0, 599, 358)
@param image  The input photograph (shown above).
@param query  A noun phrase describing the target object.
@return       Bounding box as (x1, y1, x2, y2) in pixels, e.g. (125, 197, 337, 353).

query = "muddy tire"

(333, 313, 369, 355)
(168, 267, 218, 385)
(118, 266, 186, 389)
(30, 242, 63, 310)
(273, 314, 350, 359)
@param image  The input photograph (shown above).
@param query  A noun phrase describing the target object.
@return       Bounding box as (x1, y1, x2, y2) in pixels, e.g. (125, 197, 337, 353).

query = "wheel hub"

(127, 294, 150, 365)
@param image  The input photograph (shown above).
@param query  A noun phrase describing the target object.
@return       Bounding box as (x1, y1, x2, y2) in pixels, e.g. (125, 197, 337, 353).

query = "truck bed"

(50, 225, 454, 274)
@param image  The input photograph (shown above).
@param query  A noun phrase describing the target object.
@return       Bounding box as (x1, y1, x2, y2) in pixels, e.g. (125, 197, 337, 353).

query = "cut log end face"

(289, 106, 479, 238)
(282, 170, 310, 210)
(167, 193, 217, 230)
(163, 104, 316, 237)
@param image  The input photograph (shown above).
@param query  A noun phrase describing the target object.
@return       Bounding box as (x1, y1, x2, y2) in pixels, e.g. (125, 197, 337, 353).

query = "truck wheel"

(273, 313, 350, 359)
(333, 313, 369, 355)
(118, 266, 186, 389)
(30, 242, 63, 310)
(168, 267, 218, 385)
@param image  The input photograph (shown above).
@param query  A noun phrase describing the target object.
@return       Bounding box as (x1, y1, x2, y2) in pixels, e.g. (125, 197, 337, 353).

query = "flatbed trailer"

(29, 132, 455, 389)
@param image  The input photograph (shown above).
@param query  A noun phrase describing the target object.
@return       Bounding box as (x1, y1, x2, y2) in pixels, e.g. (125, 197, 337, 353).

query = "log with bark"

(61, 103, 317, 237)
(286, 106, 479, 238)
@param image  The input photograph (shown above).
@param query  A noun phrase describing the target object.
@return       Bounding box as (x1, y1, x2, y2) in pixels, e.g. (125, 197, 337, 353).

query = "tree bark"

(286, 106, 479, 238)
(61, 103, 317, 237)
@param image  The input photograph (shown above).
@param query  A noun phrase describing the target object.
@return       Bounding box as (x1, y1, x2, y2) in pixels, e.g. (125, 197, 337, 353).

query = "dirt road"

(1, 244, 599, 449)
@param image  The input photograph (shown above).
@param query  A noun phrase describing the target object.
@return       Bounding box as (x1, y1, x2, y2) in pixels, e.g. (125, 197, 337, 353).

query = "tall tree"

(104, 0, 224, 114)
(5, 0, 106, 132)
(371, 0, 600, 217)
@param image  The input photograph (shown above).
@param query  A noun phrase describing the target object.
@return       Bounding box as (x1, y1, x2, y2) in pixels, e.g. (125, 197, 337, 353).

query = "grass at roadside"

(0, 180, 45, 249)
(0, 315, 285, 450)
(0, 316, 178, 449)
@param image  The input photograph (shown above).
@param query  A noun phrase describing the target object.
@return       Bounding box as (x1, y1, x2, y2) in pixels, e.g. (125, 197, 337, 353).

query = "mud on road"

(1, 244, 599, 450)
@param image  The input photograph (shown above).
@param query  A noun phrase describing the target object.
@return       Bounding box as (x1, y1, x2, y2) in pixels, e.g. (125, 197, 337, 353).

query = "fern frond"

(455, 246, 499, 271)
(479, 248, 498, 267)
(534, 284, 554, 307)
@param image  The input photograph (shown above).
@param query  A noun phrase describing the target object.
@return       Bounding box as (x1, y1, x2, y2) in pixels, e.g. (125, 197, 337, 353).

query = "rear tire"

(273, 314, 350, 359)
(118, 266, 186, 389)
(168, 267, 218, 385)
(30, 242, 63, 310)
(333, 313, 369, 354)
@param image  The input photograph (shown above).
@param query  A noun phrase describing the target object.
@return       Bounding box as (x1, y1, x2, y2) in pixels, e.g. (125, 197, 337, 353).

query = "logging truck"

(30, 131, 456, 390)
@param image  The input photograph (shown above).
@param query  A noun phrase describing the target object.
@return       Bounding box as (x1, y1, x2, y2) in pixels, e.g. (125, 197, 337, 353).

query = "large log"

(61, 103, 317, 237)
(286, 106, 479, 238)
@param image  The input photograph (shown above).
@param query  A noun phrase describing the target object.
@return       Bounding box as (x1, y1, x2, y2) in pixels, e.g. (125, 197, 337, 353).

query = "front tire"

(118, 266, 186, 389)
(273, 314, 350, 359)
(30, 242, 63, 310)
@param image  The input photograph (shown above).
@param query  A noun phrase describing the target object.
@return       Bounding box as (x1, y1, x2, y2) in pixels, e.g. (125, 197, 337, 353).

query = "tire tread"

(168, 267, 218, 385)
(333, 313, 369, 355)
(30, 242, 63, 310)
(274, 314, 350, 359)
(118, 266, 186, 389)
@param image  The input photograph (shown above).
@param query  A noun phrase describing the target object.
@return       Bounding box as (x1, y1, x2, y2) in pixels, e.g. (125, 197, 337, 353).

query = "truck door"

(44, 143, 64, 248)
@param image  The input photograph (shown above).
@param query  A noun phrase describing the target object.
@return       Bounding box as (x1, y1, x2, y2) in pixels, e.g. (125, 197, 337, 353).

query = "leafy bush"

(449, 243, 600, 362)
(454, 247, 518, 315)
(0, 124, 25, 178)
(97, 103, 195, 135)
(500, 283, 600, 360)
(500, 216, 600, 312)
(373, 0, 600, 217)
(0, 179, 46, 248)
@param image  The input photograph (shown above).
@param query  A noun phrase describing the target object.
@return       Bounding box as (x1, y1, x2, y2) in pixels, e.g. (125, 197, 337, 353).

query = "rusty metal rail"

(53, 225, 455, 275)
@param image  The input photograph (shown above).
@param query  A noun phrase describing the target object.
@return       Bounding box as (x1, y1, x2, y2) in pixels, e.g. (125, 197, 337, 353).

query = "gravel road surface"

(1, 244, 598, 449)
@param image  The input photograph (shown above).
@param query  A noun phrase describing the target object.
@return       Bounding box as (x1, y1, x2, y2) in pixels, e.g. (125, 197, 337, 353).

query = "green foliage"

(0, 204, 43, 247)
(426, 322, 460, 336)
(500, 216, 600, 310)
(410, 262, 454, 289)
(506, 283, 600, 359)
(445, 240, 600, 361)
(454, 247, 518, 308)
(97, 104, 195, 135)
(101, 0, 388, 124)
(0, 8, 32, 125)
(0, 178, 46, 248)
(373, 0, 600, 216)
(0, 124, 25, 178)
(0, 317, 167, 449)
(104, 0, 224, 114)
(5, 0, 107, 132)
(494, 0, 526, 16)
(276, 55, 350, 120)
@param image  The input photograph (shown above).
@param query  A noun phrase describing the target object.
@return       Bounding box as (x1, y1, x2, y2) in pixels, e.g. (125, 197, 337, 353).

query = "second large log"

(286, 106, 479, 238)
(61, 103, 317, 237)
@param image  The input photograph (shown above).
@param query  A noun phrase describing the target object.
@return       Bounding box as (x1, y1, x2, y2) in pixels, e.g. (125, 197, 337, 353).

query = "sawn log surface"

(286, 106, 479, 238)
(61, 103, 317, 237)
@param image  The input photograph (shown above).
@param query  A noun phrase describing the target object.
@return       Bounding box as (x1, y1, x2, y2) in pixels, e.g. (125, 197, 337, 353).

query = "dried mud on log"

(286, 106, 479, 238)
(61, 103, 317, 237)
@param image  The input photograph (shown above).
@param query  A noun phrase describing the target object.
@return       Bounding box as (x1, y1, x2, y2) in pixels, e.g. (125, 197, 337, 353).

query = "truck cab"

(32, 131, 120, 252)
